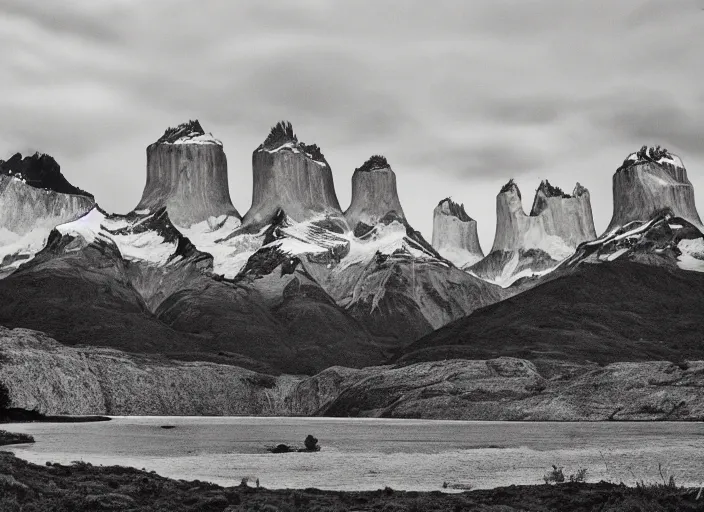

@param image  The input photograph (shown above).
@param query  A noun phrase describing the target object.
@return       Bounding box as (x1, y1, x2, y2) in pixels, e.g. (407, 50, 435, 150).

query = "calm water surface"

(4, 417, 704, 491)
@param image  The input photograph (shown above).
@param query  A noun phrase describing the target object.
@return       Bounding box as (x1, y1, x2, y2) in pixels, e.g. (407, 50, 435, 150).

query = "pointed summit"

(573, 182, 588, 197)
(436, 197, 473, 222)
(432, 198, 483, 268)
(345, 155, 405, 231)
(135, 121, 239, 227)
(260, 121, 297, 150)
(499, 178, 521, 198)
(535, 179, 570, 199)
(244, 122, 345, 229)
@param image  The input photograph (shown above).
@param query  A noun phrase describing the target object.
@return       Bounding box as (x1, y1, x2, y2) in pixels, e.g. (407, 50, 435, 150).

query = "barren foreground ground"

(0, 451, 702, 511)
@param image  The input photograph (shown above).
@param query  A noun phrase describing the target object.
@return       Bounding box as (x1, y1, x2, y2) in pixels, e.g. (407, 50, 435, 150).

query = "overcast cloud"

(1, 0, 703, 248)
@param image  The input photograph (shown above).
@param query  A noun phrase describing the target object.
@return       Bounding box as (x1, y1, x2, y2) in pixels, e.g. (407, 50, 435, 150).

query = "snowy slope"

(562, 209, 704, 272)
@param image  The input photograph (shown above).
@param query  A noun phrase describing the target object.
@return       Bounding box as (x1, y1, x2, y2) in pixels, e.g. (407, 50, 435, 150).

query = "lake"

(3, 417, 704, 491)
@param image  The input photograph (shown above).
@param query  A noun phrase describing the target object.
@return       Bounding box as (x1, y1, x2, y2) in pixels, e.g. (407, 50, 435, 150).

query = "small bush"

(544, 465, 565, 484)
(570, 468, 588, 483)
(304, 435, 319, 451)
(0, 382, 10, 411)
(544, 465, 589, 484)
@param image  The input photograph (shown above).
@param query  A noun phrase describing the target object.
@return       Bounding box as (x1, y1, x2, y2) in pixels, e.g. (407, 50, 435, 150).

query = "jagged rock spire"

(345, 155, 405, 230)
(491, 179, 596, 254)
(135, 121, 239, 227)
(243, 121, 345, 228)
(607, 147, 701, 232)
(436, 198, 473, 222)
(432, 198, 483, 268)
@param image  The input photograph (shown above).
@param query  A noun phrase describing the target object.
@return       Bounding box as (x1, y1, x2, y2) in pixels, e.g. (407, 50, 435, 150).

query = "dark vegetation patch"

(0, 430, 34, 446)
(0, 153, 93, 198)
(0, 452, 702, 512)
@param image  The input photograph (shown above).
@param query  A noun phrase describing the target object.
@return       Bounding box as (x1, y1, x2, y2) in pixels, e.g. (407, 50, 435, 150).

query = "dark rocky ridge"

(135, 120, 240, 227)
(0, 153, 92, 198)
(243, 121, 346, 229)
(607, 146, 702, 232)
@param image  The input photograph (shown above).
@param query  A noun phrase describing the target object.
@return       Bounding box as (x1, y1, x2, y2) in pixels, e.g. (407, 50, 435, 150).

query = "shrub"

(304, 435, 319, 451)
(0, 382, 10, 411)
(570, 468, 588, 483)
(543, 465, 565, 484)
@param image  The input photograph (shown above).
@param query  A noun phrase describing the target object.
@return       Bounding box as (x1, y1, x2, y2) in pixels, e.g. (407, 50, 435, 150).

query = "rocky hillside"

(398, 260, 704, 366)
(311, 357, 704, 421)
(2, 326, 702, 421)
(0, 327, 300, 416)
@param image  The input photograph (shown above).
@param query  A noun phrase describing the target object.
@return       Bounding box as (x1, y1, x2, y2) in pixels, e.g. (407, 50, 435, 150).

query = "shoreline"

(0, 451, 701, 511)
(3, 413, 703, 423)
(0, 407, 111, 424)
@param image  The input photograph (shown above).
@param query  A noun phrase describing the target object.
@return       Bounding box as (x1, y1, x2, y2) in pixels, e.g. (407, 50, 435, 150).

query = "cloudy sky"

(2, 0, 703, 248)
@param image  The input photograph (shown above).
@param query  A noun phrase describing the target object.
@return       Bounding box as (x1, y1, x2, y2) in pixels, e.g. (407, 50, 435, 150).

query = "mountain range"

(0, 121, 702, 419)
